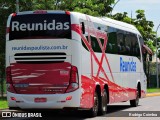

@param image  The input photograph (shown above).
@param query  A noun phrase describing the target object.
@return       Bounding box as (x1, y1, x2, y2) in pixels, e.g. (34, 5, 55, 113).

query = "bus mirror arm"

(143, 53, 147, 62)
(142, 44, 153, 62)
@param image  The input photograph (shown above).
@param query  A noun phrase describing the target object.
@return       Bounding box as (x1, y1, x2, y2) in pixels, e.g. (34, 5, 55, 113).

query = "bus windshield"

(9, 13, 71, 40)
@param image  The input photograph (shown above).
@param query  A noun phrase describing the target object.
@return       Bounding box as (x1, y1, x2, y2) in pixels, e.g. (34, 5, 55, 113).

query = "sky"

(112, 0, 160, 36)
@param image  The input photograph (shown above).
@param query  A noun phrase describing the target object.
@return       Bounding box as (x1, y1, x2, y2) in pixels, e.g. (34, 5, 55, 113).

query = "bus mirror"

(81, 22, 85, 34)
(149, 54, 152, 61)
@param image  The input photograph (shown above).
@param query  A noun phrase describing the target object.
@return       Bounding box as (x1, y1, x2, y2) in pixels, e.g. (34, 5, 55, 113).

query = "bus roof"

(101, 17, 141, 35)
(70, 12, 141, 36)
(11, 11, 141, 36)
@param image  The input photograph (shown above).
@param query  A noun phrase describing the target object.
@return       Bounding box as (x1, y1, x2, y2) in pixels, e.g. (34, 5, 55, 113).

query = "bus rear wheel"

(89, 91, 99, 117)
(99, 89, 107, 115)
(130, 89, 139, 107)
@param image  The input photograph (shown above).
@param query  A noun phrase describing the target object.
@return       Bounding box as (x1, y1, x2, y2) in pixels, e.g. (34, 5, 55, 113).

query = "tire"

(9, 107, 14, 110)
(89, 91, 99, 117)
(130, 89, 139, 107)
(99, 89, 107, 115)
(9, 107, 20, 110)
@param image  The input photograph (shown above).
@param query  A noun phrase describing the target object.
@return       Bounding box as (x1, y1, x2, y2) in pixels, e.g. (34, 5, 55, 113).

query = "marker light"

(66, 96, 72, 101)
(11, 97, 16, 101)
(34, 10, 47, 14)
(12, 13, 17, 17)
(65, 11, 70, 15)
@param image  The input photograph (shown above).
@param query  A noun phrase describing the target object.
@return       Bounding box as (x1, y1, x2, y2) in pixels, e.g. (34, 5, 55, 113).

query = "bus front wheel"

(130, 89, 139, 107)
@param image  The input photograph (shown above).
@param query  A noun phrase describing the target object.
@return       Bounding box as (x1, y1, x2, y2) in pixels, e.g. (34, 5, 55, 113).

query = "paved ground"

(0, 92, 160, 110)
(1, 96, 160, 120)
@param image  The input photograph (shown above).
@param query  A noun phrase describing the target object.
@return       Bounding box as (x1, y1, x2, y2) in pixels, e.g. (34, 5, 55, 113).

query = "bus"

(6, 10, 151, 117)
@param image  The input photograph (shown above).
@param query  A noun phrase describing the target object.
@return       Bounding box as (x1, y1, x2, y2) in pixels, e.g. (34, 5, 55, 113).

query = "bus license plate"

(34, 98, 47, 102)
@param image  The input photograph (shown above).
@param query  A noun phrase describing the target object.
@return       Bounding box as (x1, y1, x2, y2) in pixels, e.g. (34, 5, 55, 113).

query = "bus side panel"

(80, 75, 95, 108)
(71, 13, 146, 109)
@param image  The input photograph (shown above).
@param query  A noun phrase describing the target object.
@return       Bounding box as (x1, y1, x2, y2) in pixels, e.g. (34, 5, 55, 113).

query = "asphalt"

(0, 92, 160, 111)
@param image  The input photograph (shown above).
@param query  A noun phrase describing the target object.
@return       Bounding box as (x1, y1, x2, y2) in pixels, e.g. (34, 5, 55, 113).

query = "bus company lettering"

(120, 57, 136, 72)
(11, 20, 69, 31)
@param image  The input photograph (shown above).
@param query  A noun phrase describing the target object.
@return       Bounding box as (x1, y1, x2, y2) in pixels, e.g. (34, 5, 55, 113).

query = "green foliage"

(147, 88, 160, 93)
(112, 12, 132, 24)
(59, 0, 115, 16)
(145, 40, 156, 53)
(0, 97, 8, 109)
(112, 10, 156, 54)
(0, 79, 6, 93)
(0, 1, 15, 77)
(157, 37, 160, 47)
(134, 10, 155, 42)
(158, 52, 160, 59)
(31, 0, 56, 10)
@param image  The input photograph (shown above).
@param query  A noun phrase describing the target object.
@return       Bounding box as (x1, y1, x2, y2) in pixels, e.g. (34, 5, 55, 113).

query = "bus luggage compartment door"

(8, 53, 72, 94)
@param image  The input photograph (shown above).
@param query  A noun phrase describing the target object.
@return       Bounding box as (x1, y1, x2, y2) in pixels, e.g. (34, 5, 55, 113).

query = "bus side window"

(80, 19, 89, 51)
(135, 40, 140, 57)
(130, 34, 141, 59)
(82, 36, 89, 51)
(81, 22, 85, 34)
(130, 34, 136, 56)
(106, 27, 118, 54)
(91, 36, 102, 52)
(117, 30, 126, 55)
(139, 35, 145, 61)
(124, 33, 131, 55)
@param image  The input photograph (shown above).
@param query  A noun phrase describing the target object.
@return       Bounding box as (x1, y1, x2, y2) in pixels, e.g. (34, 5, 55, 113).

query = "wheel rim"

(136, 91, 139, 105)
(102, 91, 107, 111)
(93, 93, 98, 113)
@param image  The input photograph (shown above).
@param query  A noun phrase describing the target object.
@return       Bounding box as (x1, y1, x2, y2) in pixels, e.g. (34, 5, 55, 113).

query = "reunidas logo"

(11, 20, 69, 31)
(120, 57, 136, 72)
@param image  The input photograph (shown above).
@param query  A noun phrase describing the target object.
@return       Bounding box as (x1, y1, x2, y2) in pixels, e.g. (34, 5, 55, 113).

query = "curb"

(146, 92, 160, 97)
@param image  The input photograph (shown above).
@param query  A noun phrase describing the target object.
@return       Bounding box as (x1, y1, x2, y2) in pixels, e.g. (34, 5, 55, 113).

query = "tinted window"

(124, 32, 131, 55)
(81, 20, 107, 53)
(80, 20, 141, 60)
(117, 30, 126, 55)
(91, 36, 104, 52)
(134, 35, 140, 58)
(139, 35, 144, 54)
(82, 36, 89, 51)
(106, 27, 118, 54)
(9, 14, 71, 40)
(130, 34, 138, 56)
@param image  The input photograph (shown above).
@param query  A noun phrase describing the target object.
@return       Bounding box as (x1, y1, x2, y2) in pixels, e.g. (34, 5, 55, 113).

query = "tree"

(59, 0, 115, 16)
(134, 10, 155, 42)
(112, 10, 156, 53)
(0, 0, 34, 77)
(146, 40, 156, 53)
(31, 0, 56, 10)
(0, 0, 16, 78)
(112, 12, 132, 23)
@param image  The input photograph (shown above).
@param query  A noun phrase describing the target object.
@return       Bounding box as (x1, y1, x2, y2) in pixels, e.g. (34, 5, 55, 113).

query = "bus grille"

(14, 52, 67, 63)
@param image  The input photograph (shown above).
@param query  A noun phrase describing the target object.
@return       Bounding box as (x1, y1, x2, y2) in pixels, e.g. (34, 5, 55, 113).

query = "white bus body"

(6, 11, 147, 116)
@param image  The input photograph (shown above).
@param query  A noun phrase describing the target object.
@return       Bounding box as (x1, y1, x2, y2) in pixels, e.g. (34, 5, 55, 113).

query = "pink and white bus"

(6, 10, 150, 117)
